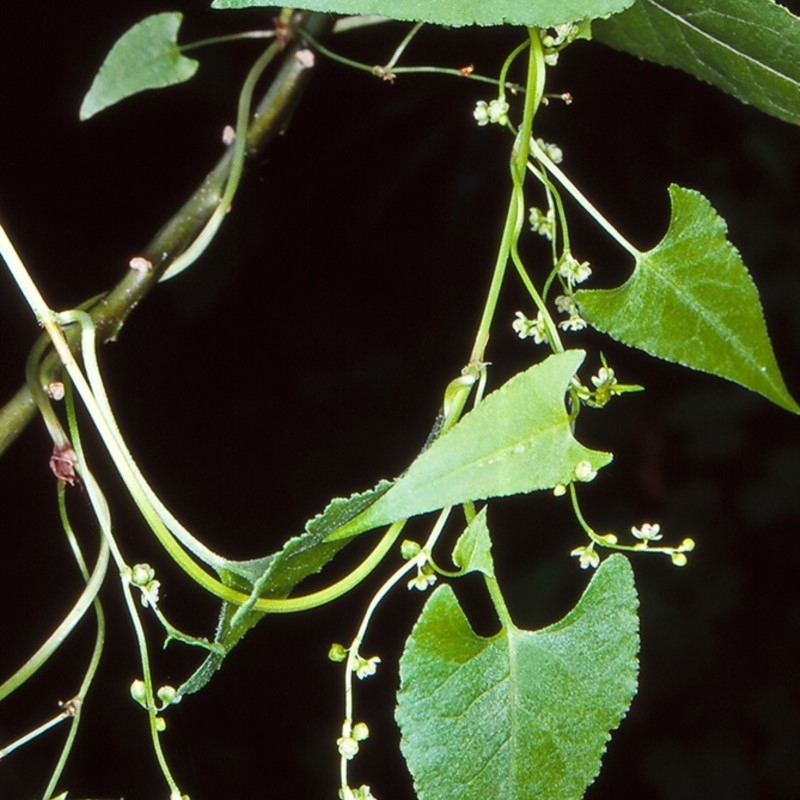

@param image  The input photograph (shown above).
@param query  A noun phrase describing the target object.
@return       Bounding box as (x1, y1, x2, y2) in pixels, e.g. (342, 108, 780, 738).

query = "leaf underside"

(212, 0, 636, 28)
(396, 554, 639, 800)
(577, 185, 799, 414)
(594, 0, 800, 127)
(80, 13, 198, 120)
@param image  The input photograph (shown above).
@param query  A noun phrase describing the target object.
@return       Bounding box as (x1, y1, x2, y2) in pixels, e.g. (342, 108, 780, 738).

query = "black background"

(1, 2, 799, 799)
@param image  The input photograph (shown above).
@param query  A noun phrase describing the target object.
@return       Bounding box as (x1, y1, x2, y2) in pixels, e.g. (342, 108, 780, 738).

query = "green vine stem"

(0, 515, 109, 702)
(39, 487, 107, 800)
(529, 137, 641, 259)
(469, 29, 557, 364)
(0, 11, 334, 457)
(338, 507, 453, 796)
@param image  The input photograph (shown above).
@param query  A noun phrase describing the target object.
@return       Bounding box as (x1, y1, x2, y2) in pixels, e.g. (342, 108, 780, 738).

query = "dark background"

(1, 2, 799, 798)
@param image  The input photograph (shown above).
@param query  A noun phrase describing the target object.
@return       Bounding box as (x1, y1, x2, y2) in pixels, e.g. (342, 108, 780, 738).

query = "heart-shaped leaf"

(396, 554, 639, 800)
(80, 13, 198, 120)
(577, 185, 799, 414)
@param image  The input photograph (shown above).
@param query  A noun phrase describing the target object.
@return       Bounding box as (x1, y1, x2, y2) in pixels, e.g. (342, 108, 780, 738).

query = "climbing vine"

(1, 2, 799, 799)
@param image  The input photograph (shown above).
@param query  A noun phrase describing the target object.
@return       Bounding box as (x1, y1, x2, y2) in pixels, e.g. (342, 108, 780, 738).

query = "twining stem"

(179, 29, 275, 52)
(158, 40, 281, 281)
(5, 223, 403, 615)
(470, 29, 554, 364)
(299, 24, 519, 89)
(0, 11, 333, 457)
(40, 486, 107, 800)
(382, 20, 423, 71)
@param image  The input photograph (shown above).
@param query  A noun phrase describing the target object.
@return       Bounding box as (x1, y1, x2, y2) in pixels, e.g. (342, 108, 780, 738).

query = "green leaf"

(594, 0, 800, 127)
(212, 0, 636, 28)
(326, 350, 612, 541)
(306, 480, 393, 538)
(452, 507, 495, 578)
(177, 487, 395, 694)
(576, 185, 799, 414)
(79, 13, 199, 121)
(396, 554, 639, 800)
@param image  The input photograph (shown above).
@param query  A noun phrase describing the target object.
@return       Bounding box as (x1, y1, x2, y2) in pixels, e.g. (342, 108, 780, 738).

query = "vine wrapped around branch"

(0, 10, 333, 457)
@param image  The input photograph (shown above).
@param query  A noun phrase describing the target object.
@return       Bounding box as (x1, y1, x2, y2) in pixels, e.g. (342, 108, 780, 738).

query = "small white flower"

(512, 311, 548, 344)
(487, 98, 509, 124)
(558, 314, 587, 332)
(352, 722, 370, 741)
(535, 138, 563, 164)
(473, 100, 490, 125)
(570, 545, 600, 570)
(592, 366, 616, 388)
(631, 522, 663, 542)
(337, 735, 360, 760)
(555, 294, 576, 315)
(542, 22, 580, 49)
(574, 460, 597, 482)
(355, 655, 381, 680)
(130, 563, 156, 586)
(529, 206, 555, 240)
(407, 569, 437, 591)
(559, 253, 592, 288)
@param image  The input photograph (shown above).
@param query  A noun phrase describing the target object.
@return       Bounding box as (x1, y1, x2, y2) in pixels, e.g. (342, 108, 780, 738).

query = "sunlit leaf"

(594, 0, 800, 126)
(396, 554, 639, 800)
(213, 0, 636, 28)
(325, 350, 612, 541)
(80, 13, 198, 120)
(577, 185, 800, 414)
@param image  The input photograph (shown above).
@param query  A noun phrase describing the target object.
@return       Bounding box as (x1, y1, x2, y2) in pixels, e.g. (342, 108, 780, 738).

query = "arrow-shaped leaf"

(326, 350, 612, 540)
(80, 13, 199, 121)
(577, 185, 799, 414)
(396, 554, 639, 800)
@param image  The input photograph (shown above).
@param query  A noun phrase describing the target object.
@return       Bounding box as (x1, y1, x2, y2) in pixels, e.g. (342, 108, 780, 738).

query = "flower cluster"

(127, 563, 161, 608)
(631, 522, 696, 565)
(540, 21, 590, 65)
(571, 521, 697, 570)
(574, 358, 644, 409)
(337, 721, 370, 760)
(473, 98, 510, 126)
